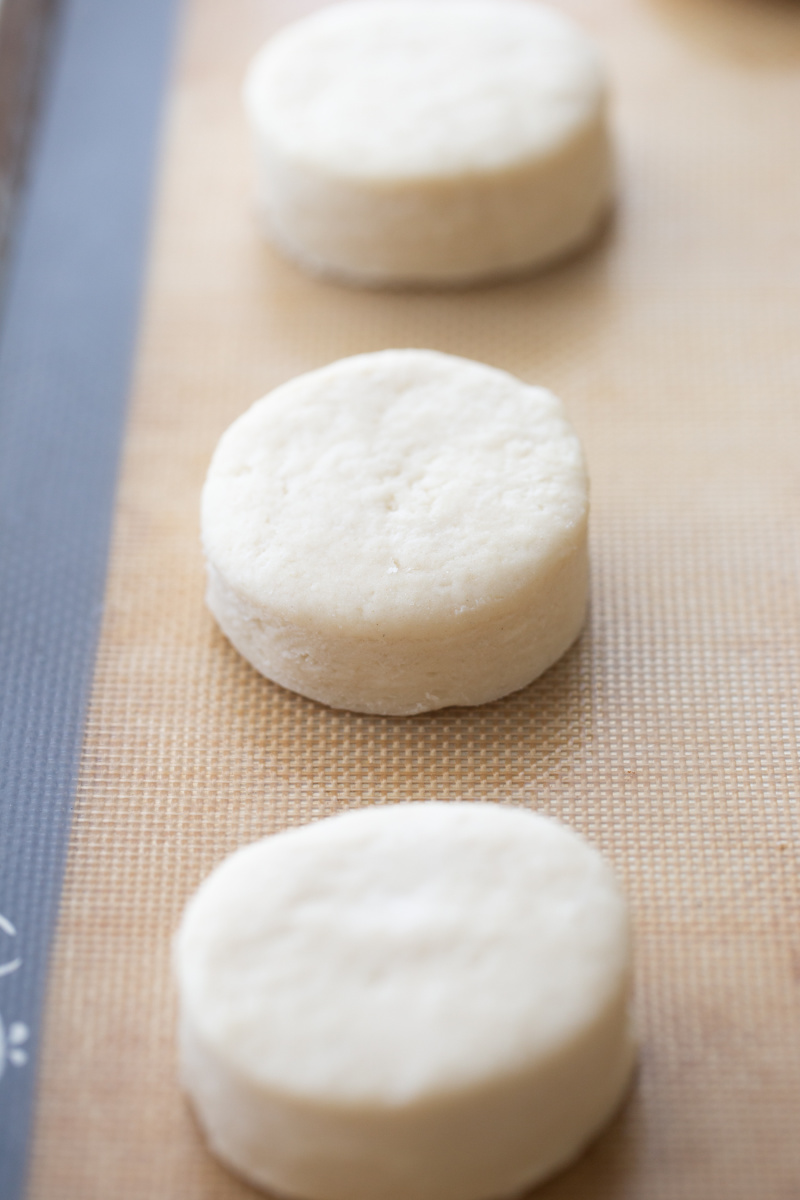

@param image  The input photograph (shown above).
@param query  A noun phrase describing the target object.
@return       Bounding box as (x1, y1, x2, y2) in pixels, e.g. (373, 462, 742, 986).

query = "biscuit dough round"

(176, 802, 635, 1200)
(243, 1, 613, 286)
(201, 349, 589, 715)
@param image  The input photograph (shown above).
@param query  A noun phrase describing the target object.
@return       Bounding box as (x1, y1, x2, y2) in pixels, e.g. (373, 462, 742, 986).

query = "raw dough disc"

(201, 349, 589, 715)
(243, 0, 613, 286)
(176, 802, 635, 1200)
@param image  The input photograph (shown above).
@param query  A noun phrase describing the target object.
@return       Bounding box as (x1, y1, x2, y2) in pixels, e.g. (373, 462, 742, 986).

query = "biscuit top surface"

(201, 350, 588, 638)
(176, 803, 630, 1106)
(243, 0, 605, 182)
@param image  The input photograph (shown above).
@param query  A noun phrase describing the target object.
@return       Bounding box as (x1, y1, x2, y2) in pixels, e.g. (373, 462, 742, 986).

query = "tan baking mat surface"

(25, 0, 800, 1195)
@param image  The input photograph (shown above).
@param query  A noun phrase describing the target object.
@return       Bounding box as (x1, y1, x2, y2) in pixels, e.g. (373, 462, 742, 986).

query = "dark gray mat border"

(0, 0, 61, 296)
(0, 0, 181, 1194)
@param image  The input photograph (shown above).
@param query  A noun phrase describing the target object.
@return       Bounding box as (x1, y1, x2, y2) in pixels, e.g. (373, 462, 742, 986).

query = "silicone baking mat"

(0, 1, 179, 1193)
(23, 0, 800, 1195)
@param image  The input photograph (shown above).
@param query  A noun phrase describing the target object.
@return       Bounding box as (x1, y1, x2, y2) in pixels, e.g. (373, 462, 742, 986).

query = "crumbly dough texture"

(201, 349, 588, 715)
(243, 0, 612, 285)
(176, 802, 635, 1200)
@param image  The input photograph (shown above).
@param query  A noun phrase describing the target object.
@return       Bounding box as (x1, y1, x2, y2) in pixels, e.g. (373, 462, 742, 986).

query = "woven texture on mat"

(25, 0, 800, 1197)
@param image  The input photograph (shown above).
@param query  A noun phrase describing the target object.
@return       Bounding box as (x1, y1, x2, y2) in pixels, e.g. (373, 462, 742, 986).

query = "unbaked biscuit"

(243, 1, 613, 286)
(201, 349, 589, 715)
(176, 802, 635, 1200)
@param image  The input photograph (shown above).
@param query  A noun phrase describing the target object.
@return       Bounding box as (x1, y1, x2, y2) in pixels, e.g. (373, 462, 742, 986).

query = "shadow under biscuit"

(203, 610, 594, 830)
(253, 205, 619, 391)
